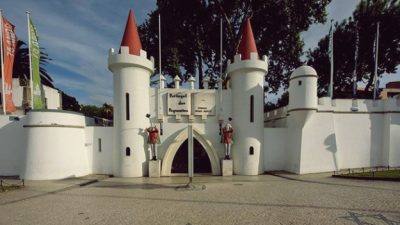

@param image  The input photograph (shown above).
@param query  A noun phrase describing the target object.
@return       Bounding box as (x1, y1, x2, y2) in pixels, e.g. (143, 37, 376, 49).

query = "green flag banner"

(29, 17, 44, 109)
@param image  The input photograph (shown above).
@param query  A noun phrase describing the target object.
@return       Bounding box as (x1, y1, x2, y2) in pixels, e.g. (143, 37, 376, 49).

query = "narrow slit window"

(249, 146, 254, 155)
(126, 93, 130, 120)
(98, 138, 102, 152)
(250, 95, 254, 123)
(126, 147, 131, 156)
(298, 80, 302, 86)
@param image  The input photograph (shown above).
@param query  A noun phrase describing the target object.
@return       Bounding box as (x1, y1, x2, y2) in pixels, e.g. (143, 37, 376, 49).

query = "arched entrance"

(161, 127, 221, 176)
(171, 138, 212, 174)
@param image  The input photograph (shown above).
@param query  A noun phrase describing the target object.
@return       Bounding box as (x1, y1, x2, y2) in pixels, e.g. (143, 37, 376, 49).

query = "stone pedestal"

(149, 160, 161, 178)
(221, 159, 233, 176)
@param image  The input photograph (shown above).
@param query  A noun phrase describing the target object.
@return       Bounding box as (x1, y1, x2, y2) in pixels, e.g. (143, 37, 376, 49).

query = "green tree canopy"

(306, 0, 400, 98)
(139, 0, 331, 91)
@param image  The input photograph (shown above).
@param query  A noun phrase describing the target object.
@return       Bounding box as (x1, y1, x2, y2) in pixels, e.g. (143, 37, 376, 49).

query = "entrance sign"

(193, 93, 215, 115)
(167, 92, 191, 115)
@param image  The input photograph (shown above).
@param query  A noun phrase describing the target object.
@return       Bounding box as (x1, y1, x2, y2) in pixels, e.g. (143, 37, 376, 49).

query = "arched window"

(250, 95, 254, 123)
(249, 146, 254, 155)
(126, 147, 131, 156)
(126, 93, 130, 120)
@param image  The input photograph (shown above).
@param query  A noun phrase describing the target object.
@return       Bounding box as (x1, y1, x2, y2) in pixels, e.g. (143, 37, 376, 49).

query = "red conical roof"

(237, 18, 258, 60)
(120, 10, 142, 55)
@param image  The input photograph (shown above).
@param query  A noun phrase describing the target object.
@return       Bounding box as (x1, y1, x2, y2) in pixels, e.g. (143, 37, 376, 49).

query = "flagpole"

(353, 22, 359, 99)
(219, 17, 223, 120)
(329, 19, 334, 99)
(26, 11, 34, 109)
(0, 9, 6, 115)
(373, 22, 380, 100)
(158, 14, 162, 89)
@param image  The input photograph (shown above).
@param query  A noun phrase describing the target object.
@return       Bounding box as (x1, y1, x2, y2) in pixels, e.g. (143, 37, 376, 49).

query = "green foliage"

(306, 0, 400, 98)
(79, 103, 113, 120)
(61, 92, 80, 112)
(12, 40, 54, 87)
(139, 0, 331, 91)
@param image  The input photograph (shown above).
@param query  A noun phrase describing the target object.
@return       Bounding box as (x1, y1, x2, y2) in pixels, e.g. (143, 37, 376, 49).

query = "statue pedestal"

(221, 159, 233, 176)
(149, 160, 161, 178)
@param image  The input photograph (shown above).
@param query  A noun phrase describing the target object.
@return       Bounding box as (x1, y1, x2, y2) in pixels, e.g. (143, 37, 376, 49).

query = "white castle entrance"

(161, 127, 221, 176)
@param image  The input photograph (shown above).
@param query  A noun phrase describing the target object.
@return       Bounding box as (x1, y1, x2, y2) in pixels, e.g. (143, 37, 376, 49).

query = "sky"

(1, 0, 399, 105)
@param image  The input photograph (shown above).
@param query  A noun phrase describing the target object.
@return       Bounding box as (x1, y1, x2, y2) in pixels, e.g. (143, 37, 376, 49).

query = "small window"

(126, 147, 131, 156)
(126, 93, 130, 120)
(298, 80, 302, 86)
(250, 95, 254, 123)
(98, 138, 102, 152)
(249, 146, 254, 155)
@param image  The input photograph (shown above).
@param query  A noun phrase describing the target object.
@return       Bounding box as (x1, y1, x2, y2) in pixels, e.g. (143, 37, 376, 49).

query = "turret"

(227, 18, 268, 175)
(108, 10, 154, 177)
(288, 65, 318, 127)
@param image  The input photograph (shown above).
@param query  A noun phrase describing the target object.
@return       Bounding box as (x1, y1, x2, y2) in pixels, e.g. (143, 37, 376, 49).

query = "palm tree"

(9, 40, 54, 87)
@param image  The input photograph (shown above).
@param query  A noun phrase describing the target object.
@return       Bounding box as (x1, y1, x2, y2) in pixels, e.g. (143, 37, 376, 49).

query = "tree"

(12, 40, 54, 87)
(61, 92, 80, 112)
(79, 103, 113, 120)
(139, 0, 331, 91)
(306, 0, 400, 98)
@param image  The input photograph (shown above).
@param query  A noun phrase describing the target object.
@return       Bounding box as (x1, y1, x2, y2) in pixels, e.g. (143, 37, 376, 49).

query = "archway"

(161, 127, 221, 176)
(171, 138, 212, 174)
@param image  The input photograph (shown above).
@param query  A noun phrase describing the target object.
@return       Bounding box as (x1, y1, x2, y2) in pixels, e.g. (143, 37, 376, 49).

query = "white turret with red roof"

(227, 18, 268, 175)
(108, 10, 154, 177)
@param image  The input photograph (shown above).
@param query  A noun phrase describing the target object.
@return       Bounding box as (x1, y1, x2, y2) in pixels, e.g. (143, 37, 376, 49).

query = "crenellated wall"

(263, 96, 400, 174)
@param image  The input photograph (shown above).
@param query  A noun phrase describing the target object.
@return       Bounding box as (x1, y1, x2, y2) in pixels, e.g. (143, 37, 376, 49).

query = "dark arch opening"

(171, 138, 211, 174)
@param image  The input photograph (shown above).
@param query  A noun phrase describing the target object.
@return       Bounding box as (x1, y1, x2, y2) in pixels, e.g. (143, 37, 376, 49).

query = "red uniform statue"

(147, 127, 159, 144)
(222, 123, 233, 159)
(147, 126, 159, 160)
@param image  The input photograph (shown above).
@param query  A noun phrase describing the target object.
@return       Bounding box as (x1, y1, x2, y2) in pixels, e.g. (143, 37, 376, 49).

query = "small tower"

(288, 65, 318, 127)
(227, 18, 268, 175)
(108, 10, 154, 177)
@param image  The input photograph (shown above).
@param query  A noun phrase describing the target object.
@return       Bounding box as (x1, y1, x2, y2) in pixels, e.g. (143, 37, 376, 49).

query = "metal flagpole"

(158, 14, 162, 89)
(219, 17, 223, 117)
(329, 20, 334, 98)
(353, 22, 359, 99)
(0, 9, 6, 114)
(373, 22, 380, 100)
(26, 11, 34, 109)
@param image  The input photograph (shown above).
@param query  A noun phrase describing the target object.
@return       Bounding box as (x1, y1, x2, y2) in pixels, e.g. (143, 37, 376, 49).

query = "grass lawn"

(338, 169, 400, 180)
(0, 185, 21, 193)
(350, 169, 400, 177)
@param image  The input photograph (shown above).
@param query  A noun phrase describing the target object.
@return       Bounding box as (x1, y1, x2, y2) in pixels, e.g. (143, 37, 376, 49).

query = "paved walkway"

(0, 173, 399, 225)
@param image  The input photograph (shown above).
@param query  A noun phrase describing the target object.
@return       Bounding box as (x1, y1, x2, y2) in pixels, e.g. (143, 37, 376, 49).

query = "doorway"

(171, 138, 212, 174)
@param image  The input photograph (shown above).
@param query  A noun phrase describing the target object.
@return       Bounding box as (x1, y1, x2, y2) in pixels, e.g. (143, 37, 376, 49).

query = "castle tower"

(227, 18, 268, 175)
(288, 65, 318, 127)
(108, 10, 154, 177)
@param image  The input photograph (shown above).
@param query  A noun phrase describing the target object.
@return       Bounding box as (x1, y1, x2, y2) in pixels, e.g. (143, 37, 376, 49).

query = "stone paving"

(0, 173, 399, 225)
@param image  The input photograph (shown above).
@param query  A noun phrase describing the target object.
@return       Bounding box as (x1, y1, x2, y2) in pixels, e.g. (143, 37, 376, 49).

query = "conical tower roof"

(120, 10, 142, 55)
(237, 18, 258, 60)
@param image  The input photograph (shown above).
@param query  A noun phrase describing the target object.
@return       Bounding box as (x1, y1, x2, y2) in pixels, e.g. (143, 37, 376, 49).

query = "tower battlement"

(227, 52, 268, 75)
(108, 47, 154, 73)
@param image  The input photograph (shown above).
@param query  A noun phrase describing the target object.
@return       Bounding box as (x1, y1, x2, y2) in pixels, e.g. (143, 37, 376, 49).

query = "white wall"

(85, 127, 113, 174)
(1, 79, 61, 114)
(264, 128, 286, 171)
(299, 112, 338, 173)
(43, 85, 61, 109)
(334, 113, 383, 169)
(21, 110, 90, 180)
(0, 115, 26, 175)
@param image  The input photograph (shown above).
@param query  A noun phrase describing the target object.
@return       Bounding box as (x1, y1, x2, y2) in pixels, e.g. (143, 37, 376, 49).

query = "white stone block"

(149, 160, 161, 178)
(221, 159, 233, 176)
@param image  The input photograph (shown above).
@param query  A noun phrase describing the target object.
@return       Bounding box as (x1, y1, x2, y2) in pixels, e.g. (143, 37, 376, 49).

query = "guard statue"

(222, 119, 234, 160)
(147, 126, 159, 160)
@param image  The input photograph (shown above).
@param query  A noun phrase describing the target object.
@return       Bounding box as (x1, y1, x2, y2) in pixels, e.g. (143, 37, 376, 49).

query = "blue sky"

(1, 0, 398, 105)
